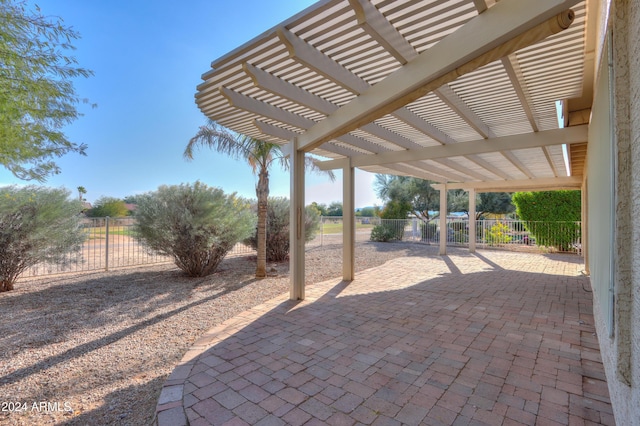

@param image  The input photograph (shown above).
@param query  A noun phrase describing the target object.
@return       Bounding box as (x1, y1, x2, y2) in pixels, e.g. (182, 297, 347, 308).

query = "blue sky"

(0, 0, 383, 208)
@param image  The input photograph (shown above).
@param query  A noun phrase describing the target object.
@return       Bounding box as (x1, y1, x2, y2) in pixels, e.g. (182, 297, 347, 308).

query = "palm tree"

(77, 186, 87, 202)
(185, 120, 333, 278)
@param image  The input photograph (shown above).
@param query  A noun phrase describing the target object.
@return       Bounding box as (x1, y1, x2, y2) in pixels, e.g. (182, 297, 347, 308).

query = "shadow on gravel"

(59, 376, 166, 425)
(0, 257, 259, 387)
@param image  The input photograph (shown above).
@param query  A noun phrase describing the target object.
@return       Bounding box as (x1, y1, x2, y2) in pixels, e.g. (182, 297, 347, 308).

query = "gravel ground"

(0, 240, 437, 425)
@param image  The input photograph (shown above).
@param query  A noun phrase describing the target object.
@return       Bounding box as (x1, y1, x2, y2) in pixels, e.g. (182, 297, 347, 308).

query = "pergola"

(195, 0, 595, 300)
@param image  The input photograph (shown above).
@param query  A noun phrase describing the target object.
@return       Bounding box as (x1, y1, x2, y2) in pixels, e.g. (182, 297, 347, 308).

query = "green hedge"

(512, 190, 581, 251)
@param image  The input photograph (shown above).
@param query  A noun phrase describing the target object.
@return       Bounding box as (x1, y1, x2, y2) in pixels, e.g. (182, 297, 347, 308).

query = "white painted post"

(581, 180, 589, 272)
(343, 162, 355, 281)
(289, 138, 305, 300)
(439, 185, 447, 255)
(469, 189, 476, 253)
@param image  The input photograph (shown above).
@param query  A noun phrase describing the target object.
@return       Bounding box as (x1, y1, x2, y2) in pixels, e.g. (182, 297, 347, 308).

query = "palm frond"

(184, 120, 253, 162)
(185, 121, 334, 181)
(305, 156, 336, 181)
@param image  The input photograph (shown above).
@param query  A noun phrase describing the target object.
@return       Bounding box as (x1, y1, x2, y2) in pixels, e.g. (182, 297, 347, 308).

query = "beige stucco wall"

(587, 12, 619, 418)
(627, 0, 640, 419)
(589, 0, 640, 424)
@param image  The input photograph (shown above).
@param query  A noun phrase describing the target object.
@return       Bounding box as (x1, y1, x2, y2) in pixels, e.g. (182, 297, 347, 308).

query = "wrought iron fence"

(23, 217, 256, 278)
(316, 216, 582, 254)
(23, 216, 581, 279)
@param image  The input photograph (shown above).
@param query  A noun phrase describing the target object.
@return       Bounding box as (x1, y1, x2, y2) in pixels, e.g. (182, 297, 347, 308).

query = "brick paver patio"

(156, 248, 614, 425)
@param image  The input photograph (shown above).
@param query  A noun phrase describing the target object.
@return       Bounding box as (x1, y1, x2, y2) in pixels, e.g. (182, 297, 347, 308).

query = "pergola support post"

(439, 185, 448, 255)
(343, 162, 355, 281)
(582, 179, 589, 273)
(289, 138, 305, 300)
(469, 188, 476, 253)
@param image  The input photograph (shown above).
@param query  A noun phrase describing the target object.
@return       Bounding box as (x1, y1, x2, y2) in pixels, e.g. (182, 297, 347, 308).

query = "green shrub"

(370, 222, 402, 242)
(380, 200, 411, 220)
(448, 221, 466, 233)
(134, 182, 256, 277)
(0, 186, 85, 291)
(512, 191, 581, 251)
(486, 221, 512, 246)
(245, 197, 320, 262)
(448, 221, 469, 243)
(87, 196, 129, 217)
(420, 221, 437, 240)
(370, 200, 411, 242)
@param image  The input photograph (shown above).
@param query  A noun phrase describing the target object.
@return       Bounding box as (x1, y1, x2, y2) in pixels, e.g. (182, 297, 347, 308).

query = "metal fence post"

(105, 216, 110, 272)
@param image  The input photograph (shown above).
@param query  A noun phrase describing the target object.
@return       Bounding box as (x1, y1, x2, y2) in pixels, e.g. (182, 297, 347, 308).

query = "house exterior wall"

(627, 0, 640, 419)
(589, 0, 640, 424)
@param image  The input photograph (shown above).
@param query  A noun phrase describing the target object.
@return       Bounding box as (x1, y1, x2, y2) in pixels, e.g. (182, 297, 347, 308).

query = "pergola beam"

(433, 158, 494, 181)
(277, 27, 462, 150)
(500, 150, 536, 179)
(433, 85, 494, 139)
(349, 0, 416, 65)
(247, 41, 536, 180)
(350, 0, 541, 181)
(317, 125, 588, 170)
(351, 0, 505, 151)
(465, 154, 514, 180)
(383, 163, 448, 183)
(431, 176, 582, 192)
(294, 0, 578, 152)
(253, 120, 373, 157)
(501, 55, 540, 132)
(221, 87, 315, 129)
(392, 107, 456, 145)
(244, 63, 337, 115)
(406, 160, 473, 182)
(225, 87, 393, 155)
(277, 27, 370, 94)
(244, 63, 421, 150)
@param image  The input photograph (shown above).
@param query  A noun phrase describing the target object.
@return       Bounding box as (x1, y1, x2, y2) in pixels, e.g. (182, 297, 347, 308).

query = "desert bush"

(245, 197, 320, 262)
(370, 222, 401, 242)
(0, 186, 85, 292)
(134, 182, 255, 277)
(370, 200, 411, 242)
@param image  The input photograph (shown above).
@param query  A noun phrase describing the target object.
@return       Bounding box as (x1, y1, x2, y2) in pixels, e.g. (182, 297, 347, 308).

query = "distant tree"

(185, 120, 333, 278)
(245, 197, 320, 262)
(0, 186, 85, 291)
(0, 0, 93, 181)
(356, 206, 376, 217)
(448, 191, 515, 219)
(77, 186, 86, 201)
(88, 196, 129, 217)
(370, 200, 411, 242)
(325, 201, 343, 216)
(123, 194, 143, 205)
(309, 202, 328, 216)
(479, 193, 515, 218)
(512, 190, 581, 251)
(134, 182, 256, 277)
(374, 175, 439, 221)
